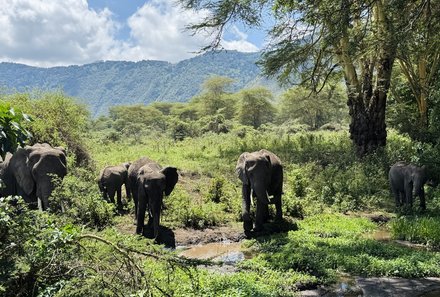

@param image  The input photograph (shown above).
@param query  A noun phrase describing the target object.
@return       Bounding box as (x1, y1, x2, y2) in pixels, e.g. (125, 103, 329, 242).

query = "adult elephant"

(0, 153, 16, 197)
(236, 149, 283, 232)
(3, 143, 67, 210)
(389, 161, 431, 209)
(128, 157, 178, 239)
(98, 162, 131, 209)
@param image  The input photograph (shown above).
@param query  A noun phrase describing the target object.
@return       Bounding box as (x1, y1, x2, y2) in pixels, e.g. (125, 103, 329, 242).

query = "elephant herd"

(0, 142, 435, 241)
(107, 157, 178, 239)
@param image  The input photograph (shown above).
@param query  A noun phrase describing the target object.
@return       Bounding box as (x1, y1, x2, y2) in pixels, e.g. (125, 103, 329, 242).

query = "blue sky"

(0, 0, 266, 67)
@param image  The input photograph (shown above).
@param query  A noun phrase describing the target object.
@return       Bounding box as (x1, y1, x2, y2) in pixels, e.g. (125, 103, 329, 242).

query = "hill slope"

(0, 51, 280, 116)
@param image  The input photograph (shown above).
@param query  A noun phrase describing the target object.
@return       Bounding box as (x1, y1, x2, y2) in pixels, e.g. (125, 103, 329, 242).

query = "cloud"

(0, 0, 259, 66)
(0, 0, 119, 66)
(222, 25, 259, 52)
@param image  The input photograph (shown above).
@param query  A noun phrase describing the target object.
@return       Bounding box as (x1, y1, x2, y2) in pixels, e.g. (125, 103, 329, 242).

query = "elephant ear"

(161, 167, 178, 196)
(236, 152, 249, 185)
(10, 147, 35, 195)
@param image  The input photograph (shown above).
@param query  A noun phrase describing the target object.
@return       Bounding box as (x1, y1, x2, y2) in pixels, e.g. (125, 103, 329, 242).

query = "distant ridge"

(0, 51, 280, 116)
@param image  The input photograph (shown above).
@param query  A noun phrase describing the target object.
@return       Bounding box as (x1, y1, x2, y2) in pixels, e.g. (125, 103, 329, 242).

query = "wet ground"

(115, 213, 440, 296)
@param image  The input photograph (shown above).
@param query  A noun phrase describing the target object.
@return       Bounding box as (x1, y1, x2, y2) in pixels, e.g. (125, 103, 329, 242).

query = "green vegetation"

(1, 54, 440, 297)
(0, 101, 32, 158)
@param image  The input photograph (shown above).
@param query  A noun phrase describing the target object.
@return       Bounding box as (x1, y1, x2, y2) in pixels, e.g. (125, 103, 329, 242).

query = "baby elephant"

(389, 161, 430, 209)
(98, 162, 131, 208)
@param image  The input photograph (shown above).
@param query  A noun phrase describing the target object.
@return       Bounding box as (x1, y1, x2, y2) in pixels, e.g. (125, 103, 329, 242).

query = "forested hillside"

(0, 51, 280, 116)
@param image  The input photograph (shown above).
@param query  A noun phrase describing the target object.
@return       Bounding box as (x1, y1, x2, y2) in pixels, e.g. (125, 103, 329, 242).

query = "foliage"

(0, 196, 80, 296)
(0, 102, 32, 158)
(50, 168, 115, 229)
(4, 91, 91, 166)
(236, 87, 276, 128)
(390, 214, 440, 248)
(245, 214, 440, 283)
(277, 85, 348, 129)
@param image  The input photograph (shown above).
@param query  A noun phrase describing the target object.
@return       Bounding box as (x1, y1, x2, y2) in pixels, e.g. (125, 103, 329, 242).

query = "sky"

(0, 0, 266, 67)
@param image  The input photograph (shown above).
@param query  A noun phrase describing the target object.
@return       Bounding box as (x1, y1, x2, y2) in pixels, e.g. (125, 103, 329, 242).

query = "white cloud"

(0, 0, 259, 66)
(0, 0, 119, 66)
(222, 25, 259, 52)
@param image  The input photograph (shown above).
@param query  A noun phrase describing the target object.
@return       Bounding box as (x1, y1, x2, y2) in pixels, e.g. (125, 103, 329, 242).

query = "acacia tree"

(236, 87, 275, 128)
(397, 0, 440, 129)
(181, 0, 422, 155)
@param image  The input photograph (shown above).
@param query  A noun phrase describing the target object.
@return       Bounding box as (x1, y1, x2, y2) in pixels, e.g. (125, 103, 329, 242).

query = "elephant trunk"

(252, 183, 270, 205)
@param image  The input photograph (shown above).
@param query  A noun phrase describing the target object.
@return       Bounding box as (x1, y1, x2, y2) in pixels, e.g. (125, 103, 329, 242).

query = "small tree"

(236, 87, 276, 128)
(278, 85, 347, 129)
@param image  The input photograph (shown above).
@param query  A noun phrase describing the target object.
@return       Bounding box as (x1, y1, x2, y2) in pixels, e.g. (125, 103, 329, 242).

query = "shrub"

(51, 168, 115, 229)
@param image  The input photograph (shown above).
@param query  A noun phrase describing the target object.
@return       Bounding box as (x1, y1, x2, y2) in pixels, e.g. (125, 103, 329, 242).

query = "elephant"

(236, 149, 283, 232)
(0, 153, 16, 197)
(0, 143, 67, 210)
(128, 157, 178, 239)
(98, 162, 131, 208)
(389, 161, 431, 209)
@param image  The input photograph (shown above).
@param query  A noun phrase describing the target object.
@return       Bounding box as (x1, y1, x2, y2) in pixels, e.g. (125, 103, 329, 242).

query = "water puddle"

(366, 229, 392, 241)
(178, 241, 252, 264)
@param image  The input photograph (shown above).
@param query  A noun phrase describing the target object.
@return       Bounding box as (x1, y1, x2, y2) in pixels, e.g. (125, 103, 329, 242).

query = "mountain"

(0, 51, 281, 116)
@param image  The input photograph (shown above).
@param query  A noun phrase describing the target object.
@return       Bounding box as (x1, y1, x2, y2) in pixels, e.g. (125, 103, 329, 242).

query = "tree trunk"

(347, 55, 394, 156)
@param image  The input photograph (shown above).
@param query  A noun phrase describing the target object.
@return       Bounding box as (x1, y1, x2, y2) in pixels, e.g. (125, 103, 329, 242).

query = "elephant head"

(9, 143, 67, 210)
(237, 151, 272, 205)
(136, 163, 178, 240)
(236, 149, 283, 232)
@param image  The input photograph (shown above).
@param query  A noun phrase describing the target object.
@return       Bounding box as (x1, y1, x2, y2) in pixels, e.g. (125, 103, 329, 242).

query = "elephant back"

(128, 157, 157, 181)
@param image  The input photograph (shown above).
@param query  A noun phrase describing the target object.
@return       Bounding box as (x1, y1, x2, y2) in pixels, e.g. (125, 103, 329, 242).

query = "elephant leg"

(136, 187, 147, 235)
(131, 185, 139, 223)
(254, 200, 266, 232)
(273, 194, 282, 221)
(418, 188, 426, 210)
(116, 188, 123, 209)
(391, 185, 401, 207)
(124, 182, 131, 201)
(242, 184, 252, 232)
(108, 189, 116, 204)
(404, 183, 413, 207)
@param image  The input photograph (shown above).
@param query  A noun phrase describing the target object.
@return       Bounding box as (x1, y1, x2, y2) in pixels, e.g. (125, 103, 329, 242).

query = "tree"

(278, 85, 347, 129)
(6, 91, 91, 166)
(0, 102, 32, 159)
(397, 0, 440, 129)
(180, 0, 421, 155)
(236, 87, 275, 128)
(192, 76, 237, 119)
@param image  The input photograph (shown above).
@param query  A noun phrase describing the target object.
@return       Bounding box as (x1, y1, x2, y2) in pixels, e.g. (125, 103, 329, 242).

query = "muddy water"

(179, 241, 252, 264)
(366, 229, 392, 241)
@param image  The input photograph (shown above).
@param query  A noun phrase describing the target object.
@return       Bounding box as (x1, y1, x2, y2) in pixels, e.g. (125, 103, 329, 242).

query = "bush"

(51, 168, 115, 229)
(390, 215, 440, 248)
(5, 91, 92, 167)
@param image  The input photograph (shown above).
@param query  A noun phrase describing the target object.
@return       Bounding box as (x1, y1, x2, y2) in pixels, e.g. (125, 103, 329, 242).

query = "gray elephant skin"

(98, 162, 131, 208)
(389, 161, 429, 209)
(128, 157, 178, 239)
(236, 149, 283, 232)
(0, 143, 67, 210)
